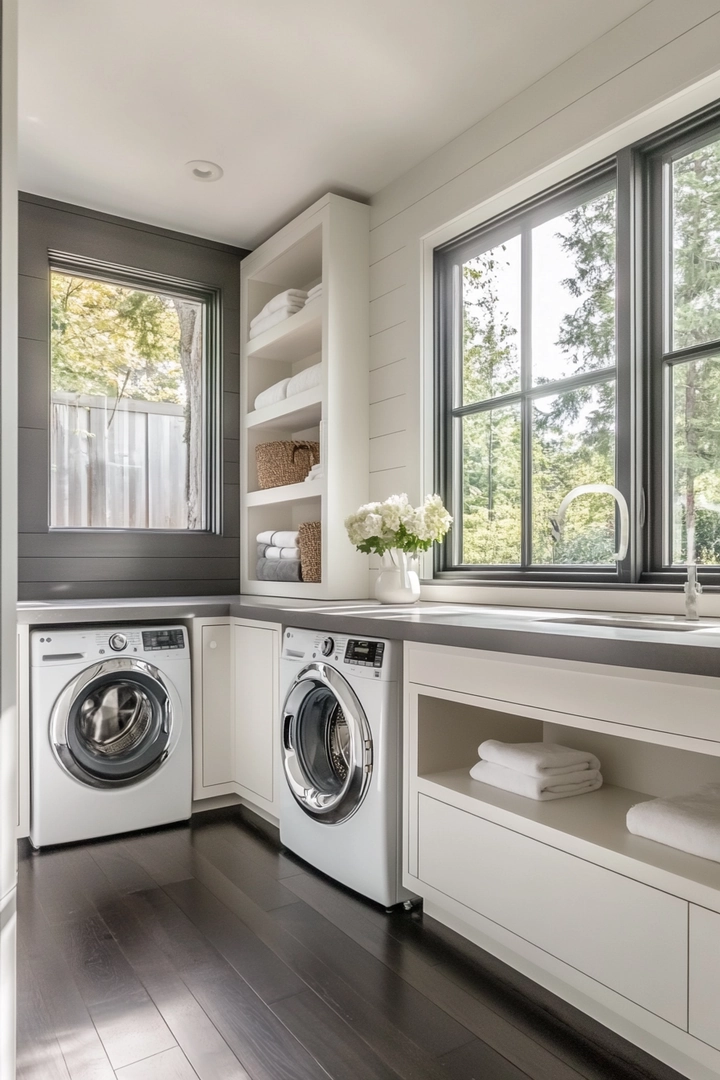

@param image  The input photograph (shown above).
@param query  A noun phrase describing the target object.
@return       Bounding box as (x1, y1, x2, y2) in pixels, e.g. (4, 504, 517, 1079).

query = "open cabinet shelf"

(240, 193, 370, 599)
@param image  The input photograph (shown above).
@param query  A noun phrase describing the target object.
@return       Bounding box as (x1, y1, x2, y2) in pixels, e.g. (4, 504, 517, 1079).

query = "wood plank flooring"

(17, 805, 685, 1080)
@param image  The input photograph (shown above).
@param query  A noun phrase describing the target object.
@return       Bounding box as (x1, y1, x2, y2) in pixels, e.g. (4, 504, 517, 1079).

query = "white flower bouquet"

(344, 493, 452, 557)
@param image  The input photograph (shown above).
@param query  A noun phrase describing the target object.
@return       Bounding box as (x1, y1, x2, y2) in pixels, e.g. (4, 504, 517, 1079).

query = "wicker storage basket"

(255, 440, 320, 489)
(299, 521, 322, 583)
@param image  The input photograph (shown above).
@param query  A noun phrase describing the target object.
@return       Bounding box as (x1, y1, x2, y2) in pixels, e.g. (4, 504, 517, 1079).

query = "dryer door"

(282, 662, 373, 824)
(51, 658, 174, 788)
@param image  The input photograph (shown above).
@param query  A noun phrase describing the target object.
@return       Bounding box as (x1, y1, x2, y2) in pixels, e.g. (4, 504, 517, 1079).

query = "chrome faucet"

(684, 563, 703, 621)
(550, 484, 630, 562)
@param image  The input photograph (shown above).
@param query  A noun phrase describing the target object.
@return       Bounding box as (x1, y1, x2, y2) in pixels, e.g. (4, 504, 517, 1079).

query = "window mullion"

(521, 227, 533, 568)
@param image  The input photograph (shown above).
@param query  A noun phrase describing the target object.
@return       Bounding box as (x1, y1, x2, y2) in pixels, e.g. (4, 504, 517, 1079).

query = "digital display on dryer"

(142, 628, 185, 651)
(345, 639, 384, 668)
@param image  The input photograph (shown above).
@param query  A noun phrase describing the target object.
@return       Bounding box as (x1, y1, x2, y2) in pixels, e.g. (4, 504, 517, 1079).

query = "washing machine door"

(282, 662, 373, 824)
(50, 658, 174, 788)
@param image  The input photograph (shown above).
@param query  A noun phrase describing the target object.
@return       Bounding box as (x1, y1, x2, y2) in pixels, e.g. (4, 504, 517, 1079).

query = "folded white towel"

(305, 286, 322, 304)
(626, 784, 720, 862)
(286, 363, 322, 398)
(257, 530, 300, 548)
(478, 740, 601, 777)
(264, 546, 301, 560)
(249, 304, 304, 340)
(470, 760, 603, 801)
(253, 378, 291, 412)
(251, 289, 308, 327)
(306, 282, 322, 296)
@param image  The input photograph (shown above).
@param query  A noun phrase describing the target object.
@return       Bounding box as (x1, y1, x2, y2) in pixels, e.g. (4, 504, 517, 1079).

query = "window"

(49, 258, 220, 532)
(435, 104, 720, 584)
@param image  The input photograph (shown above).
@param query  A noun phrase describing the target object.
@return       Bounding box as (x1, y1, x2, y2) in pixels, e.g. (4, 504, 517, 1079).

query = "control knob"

(321, 637, 335, 657)
(109, 633, 128, 652)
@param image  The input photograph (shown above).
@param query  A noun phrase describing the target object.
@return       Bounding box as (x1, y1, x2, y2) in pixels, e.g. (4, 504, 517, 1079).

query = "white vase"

(375, 549, 420, 605)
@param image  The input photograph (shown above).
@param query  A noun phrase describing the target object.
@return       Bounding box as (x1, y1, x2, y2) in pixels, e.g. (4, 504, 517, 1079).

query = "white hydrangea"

(345, 492, 452, 554)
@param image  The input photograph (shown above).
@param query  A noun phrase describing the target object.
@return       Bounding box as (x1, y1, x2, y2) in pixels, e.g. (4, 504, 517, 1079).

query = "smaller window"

(50, 264, 217, 531)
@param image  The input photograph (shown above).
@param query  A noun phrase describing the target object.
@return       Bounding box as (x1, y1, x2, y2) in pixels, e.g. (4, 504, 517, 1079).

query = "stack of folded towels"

(253, 362, 322, 412)
(256, 530, 302, 582)
(470, 740, 603, 801)
(626, 784, 720, 863)
(305, 282, 322, 305)
(249, 289, 308, 339)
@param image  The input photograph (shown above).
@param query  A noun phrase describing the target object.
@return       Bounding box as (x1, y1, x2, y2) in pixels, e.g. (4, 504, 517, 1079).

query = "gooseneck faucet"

(550, 484, 630, 562)
(684, 563, 703, 621)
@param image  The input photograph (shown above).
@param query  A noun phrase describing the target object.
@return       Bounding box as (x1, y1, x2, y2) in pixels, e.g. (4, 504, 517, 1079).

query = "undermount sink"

(540, 615, 718, 633)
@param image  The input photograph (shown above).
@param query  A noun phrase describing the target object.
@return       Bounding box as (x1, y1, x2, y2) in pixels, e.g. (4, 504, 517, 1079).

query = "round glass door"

(51, 659, 173, 788)
(282, 663, 372, 824)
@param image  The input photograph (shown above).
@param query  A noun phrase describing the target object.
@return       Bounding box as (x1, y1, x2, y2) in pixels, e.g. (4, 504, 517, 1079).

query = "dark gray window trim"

(48, 251, 223, 535)
(434, 99, 720, 588)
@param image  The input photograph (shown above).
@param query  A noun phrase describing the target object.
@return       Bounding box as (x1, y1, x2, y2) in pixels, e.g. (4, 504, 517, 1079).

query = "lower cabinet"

(193, 617, 281, 819)
(690, 905, 720, 1052)
(418, 794, 689, 1029)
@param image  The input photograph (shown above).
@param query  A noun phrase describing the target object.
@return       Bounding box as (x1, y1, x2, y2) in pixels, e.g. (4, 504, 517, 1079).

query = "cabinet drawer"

(690, 905, 720, 1050)
(418, 794, 688, 1027)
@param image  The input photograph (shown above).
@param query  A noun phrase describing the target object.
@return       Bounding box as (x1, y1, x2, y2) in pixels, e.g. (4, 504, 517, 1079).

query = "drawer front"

(690, 905, 720, 1051)
(406, 643, 720, 744)
(418, 795, 688, 1027)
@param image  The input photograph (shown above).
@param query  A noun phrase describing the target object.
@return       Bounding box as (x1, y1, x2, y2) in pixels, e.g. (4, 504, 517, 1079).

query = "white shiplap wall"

(366, 0, 720, 609)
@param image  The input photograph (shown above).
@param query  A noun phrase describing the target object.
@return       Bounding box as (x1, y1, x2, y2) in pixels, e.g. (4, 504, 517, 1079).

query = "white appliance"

(30, 624, 192, 848)
(279, 627, 414, 908)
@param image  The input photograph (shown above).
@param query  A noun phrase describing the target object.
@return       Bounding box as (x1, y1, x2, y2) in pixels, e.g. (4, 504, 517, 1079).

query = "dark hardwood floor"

(17, 805, 685, 1080)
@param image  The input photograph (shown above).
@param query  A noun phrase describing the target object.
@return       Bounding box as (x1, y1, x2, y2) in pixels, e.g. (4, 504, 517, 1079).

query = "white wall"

(367, 0, 720, 613)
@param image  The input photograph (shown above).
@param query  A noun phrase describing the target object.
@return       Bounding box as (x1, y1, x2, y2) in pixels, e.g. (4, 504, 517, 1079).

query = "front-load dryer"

(279, 627, 415, 909)
(30, 624, 192, 848)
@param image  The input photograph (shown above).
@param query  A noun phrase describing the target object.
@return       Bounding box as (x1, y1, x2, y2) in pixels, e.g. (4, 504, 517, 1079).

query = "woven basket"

(299, 521, 322, 583)
(255, 440, 320, 489)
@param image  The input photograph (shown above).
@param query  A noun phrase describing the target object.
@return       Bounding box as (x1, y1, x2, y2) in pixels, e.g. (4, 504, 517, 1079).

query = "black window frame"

(434, 100, 720, 588)
(48, 251, 223, 536)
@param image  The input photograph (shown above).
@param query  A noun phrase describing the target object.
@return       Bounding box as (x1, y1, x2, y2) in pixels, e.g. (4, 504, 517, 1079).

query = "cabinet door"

(418, 795, 688, 1027)
(690, 905, 720, 1050)
(233, 624, 277, 804)
(201, 623, 233, 787)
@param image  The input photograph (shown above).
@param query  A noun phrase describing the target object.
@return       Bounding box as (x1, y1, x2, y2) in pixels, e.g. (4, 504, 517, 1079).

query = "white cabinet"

(418, 794, 688, 1027)
(192, 617, 281, 819)
(690, 905, 720, 1051)
(233, 621, 279, 809)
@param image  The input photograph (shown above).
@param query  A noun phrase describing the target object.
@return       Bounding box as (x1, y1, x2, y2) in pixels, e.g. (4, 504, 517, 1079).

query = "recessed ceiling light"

(186, 159, 224, 182)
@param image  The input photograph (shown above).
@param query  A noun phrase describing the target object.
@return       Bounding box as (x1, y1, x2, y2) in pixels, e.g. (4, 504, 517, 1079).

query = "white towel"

(249, 304, 304, 340)
(470, 760, 603, 801)
(626, 784, 720, 862)
(305, 286, 322, 304)
(253, 378, 291, 412)
(257, 530, 300, 548)
(251, 289, 308, 327)
(286, 363, 322, 398)
(264, 546, 301, 560)
(304, 463, 323, 483)
(478, 740, 601, 777)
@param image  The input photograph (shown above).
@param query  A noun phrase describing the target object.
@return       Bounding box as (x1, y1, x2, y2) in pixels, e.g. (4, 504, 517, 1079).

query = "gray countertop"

(16, 594, 720, 678)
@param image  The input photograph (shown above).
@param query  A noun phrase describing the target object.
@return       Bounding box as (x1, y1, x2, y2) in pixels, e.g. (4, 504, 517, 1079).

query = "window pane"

(462, 235, 521, 404)
(50, 272, 205, 530)
(673, 139, 720, 350)
(532, 380, 616, 564)
(532, 188, 616, 385)
(671, 357, 720, 565)
(461, 405, 522, 564)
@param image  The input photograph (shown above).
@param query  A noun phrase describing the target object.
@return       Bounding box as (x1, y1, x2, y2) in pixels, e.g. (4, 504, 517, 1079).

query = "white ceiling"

(19, 0, 649, 249)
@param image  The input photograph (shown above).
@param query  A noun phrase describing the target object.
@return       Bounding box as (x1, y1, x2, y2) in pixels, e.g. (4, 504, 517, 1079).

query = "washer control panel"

(31, 625, 190, 665)
(142, 627, 186, 652)
(344, 639, 385, 669)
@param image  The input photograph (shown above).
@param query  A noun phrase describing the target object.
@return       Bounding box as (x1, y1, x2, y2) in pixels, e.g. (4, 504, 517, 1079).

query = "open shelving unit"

(240, 193, 370, 598)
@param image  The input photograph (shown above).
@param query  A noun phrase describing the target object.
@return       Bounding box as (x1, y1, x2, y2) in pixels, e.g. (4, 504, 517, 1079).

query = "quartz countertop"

(16, 594, 720, 678)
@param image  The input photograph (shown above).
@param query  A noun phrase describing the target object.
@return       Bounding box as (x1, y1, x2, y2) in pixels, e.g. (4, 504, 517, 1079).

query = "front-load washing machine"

(279, 627, 415, 908)
(30, 624, 192, 848)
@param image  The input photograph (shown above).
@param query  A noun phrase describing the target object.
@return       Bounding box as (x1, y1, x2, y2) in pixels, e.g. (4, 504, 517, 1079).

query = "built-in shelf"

(245, 385, 323, 432)
(246, 299, 322, 362)
(419, 767, 720, 909)
(245, 480, 324, 507)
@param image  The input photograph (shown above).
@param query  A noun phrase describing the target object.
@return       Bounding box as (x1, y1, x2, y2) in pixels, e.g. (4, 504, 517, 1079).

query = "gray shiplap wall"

(18, 193, 248, 600)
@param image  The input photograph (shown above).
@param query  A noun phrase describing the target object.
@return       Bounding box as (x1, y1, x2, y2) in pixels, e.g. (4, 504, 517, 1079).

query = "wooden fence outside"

(51, 393, 190, 529)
